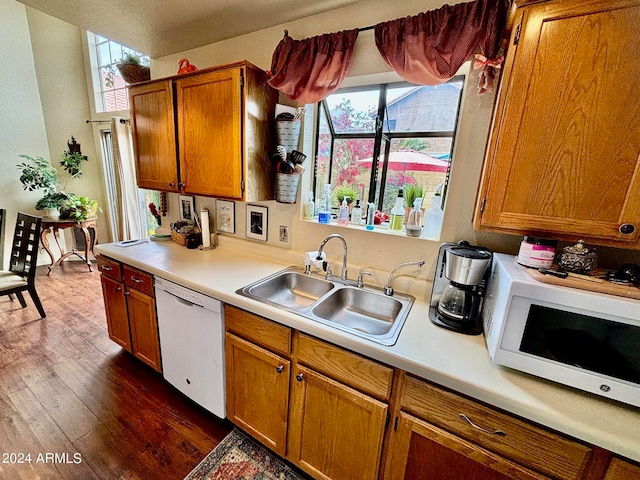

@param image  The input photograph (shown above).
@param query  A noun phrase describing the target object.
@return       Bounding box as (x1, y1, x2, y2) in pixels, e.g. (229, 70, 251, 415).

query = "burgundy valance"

(374, 0, 511, 93)
(267, 29, 359, 104)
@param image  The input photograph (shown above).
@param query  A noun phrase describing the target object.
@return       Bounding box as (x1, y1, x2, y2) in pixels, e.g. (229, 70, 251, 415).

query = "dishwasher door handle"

(161, 289, 204, 308)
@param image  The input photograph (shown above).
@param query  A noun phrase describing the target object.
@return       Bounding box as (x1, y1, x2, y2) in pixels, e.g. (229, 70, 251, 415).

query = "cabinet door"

(129, 80, 179, 192)
(100, 274, 131, 352)
(127, 288, 162, 372)
(476, 0, 640, 247)
(176, 68, 243, 198)
(225, 333, 290, 456)
(385, 412, 546, 480)
(605, 458, 640, 480)
(287, 365, 387, 480)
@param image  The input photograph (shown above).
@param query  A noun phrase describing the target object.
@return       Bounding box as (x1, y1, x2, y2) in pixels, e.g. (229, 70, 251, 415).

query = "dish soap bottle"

(423, 187, 443, 239)
(318, 184, 332, 224)
(405, 197, 423, 237)
(350, 199, 362, 225)
(337, 197, 350, 225)
(389, 188, 405, 231)
(303, 191, 315, 220)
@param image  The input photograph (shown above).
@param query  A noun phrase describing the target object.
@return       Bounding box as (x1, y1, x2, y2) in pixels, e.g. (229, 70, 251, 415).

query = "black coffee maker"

(429, 241, 492, 335)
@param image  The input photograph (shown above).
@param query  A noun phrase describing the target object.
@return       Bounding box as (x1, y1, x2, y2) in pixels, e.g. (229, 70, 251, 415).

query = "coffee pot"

(429, 241, 492, 335)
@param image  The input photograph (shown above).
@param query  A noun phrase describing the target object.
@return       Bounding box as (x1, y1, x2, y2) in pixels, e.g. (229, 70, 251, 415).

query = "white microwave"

(483, 253, 640, 408)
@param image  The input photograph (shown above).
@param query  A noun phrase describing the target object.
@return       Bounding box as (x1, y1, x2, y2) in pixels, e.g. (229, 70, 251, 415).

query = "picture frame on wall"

(216, 200, 235, 234)
(179, 195, 196, 223)
(246, 204, 268, 242)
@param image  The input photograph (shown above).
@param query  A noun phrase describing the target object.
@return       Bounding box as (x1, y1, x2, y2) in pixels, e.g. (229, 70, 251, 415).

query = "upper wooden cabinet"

(475, 0, 640, 248)
(129, 61, 278, 200)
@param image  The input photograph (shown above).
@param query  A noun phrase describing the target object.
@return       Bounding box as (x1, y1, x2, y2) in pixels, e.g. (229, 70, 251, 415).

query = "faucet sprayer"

(385, 260, 426, 296)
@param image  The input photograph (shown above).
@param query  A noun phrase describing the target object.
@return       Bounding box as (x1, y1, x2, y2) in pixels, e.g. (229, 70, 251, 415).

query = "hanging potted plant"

(105, 52, 150, 87)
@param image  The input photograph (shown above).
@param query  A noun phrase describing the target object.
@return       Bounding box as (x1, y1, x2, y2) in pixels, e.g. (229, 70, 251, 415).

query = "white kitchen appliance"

(483, 253, 640, 408)
(155, 277, 225, 418)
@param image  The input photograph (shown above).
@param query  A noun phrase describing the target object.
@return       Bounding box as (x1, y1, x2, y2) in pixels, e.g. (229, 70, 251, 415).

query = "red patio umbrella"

(356, 150, 450, 172)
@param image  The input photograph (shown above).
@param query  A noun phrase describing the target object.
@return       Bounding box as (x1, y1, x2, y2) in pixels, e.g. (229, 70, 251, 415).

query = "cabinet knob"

(114, 286, 122, 292)
(619, 223, 635, 235)
(275, 365, 284, 374)
(178, 182, 185, 190)
(168, 181, 175, 187)
(459, 413, 506, 436)
(296, 373, 304, 382)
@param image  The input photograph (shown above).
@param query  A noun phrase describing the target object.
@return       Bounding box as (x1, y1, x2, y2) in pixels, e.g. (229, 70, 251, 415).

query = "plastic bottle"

(388, 188, 405, 231)
(337, 197, 350, 225)
(365, 202, 376, 230)
(303, 191, 315, 220)
(350, 199, 362, 225)
(423, 189, 444, 239)
(318, 184, 332, 224)
(405, 197, 423, 237)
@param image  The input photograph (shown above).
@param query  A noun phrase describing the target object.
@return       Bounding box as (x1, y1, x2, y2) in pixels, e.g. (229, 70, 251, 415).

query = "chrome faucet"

(385, 260, 425, 296)
(316, 234, 348, 281)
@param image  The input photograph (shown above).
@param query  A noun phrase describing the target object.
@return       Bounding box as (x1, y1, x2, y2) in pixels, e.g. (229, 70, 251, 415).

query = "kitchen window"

(87, 32, 149, 113)
(313, 78, 464, 220)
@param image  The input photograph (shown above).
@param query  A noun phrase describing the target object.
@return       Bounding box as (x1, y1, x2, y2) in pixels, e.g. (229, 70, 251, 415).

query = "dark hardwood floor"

(0, 261, 232, 479)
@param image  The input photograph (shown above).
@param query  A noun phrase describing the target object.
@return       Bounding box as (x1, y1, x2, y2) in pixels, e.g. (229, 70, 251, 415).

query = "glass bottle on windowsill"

(423, 186, 443, 239)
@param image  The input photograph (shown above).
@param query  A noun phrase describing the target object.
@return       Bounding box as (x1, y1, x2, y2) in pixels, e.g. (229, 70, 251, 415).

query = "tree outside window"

(313, 79, 463, 219)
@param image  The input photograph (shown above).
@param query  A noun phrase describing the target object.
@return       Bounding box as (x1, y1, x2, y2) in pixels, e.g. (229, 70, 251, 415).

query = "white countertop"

(95, 238, 640, 463)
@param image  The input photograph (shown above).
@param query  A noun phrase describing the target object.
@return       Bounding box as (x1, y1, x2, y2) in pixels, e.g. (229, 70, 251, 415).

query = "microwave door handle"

(459, 414, 506, 436)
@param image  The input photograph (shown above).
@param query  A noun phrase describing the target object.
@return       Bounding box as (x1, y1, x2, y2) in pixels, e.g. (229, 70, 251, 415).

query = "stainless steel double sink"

(236, 267, 415, 346)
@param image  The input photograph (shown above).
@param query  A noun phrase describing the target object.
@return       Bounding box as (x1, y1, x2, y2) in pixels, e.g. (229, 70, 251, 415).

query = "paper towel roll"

(200, 209, 211, 248)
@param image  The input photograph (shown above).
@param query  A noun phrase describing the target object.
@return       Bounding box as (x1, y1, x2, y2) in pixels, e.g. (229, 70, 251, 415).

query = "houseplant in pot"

(17, 145, 99, 220)
(333, 184, 359, 211)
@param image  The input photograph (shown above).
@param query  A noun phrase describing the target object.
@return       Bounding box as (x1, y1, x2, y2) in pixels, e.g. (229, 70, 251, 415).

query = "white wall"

(0, 0, 50, 268)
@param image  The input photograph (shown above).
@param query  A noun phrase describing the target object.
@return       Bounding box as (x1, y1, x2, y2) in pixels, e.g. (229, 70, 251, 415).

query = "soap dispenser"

(389, 188, 405, 231)
(337, 197, 350, 225)
(350, 199, 362, 225)
(303, 191, 315, 220)
(405, 197, 423, 237)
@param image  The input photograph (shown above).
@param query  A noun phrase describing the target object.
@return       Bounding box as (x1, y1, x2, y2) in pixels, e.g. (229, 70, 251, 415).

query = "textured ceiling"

(18, 0, 365, 57)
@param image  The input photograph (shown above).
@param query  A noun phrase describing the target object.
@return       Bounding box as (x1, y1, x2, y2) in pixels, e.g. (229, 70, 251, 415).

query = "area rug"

(184, 428, 305, 480)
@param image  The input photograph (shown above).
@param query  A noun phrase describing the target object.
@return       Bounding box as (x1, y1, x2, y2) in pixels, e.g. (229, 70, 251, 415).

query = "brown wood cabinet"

(604, 458, 640, 480)
(475, 0, 640, 248)
(384, 374, 599, 480)
(129, 60, 278, 200)
(224, 306, 391, 480)
(97, 255, 162, 372)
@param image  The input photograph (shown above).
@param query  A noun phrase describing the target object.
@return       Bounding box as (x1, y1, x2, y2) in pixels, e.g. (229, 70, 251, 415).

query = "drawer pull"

(276, 365, 284, 374)
(114, 286, 122, 293)
(130, 276, 143, 283)
(102, 266, 113, 271)
(459, 413, 506, 436)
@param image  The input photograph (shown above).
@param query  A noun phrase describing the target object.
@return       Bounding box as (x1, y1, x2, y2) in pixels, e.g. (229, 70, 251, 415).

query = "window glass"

(325, 88, 378, 134)
(88, 32, 149, 112)
(313, 78, 463, 225)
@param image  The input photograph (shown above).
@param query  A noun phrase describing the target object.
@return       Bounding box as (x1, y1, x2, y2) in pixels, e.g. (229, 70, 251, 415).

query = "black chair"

(0, 213, 46, 318)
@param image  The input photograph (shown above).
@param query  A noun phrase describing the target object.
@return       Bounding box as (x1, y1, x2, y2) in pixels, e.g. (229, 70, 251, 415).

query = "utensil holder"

(276, 120, 301, 153)
(276, 173, 301, 204)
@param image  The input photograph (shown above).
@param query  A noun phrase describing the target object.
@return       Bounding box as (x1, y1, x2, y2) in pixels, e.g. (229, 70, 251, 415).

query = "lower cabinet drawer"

(123, 265, 154, 296)
(401, 375, 592, 480)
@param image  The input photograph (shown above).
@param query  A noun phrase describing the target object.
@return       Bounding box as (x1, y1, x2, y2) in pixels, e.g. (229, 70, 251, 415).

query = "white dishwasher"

(155, 277, 225, 418)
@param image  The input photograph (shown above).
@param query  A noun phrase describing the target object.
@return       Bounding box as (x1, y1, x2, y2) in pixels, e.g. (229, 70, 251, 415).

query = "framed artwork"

(246, 204, 268, 242)
(216, 200, 235, 234)
(178, 195, 195, 223)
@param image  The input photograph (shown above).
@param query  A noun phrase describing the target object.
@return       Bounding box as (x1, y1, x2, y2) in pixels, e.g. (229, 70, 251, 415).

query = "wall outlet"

(279, 225, 289, 243)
